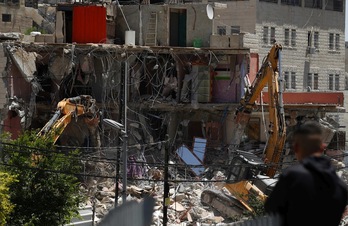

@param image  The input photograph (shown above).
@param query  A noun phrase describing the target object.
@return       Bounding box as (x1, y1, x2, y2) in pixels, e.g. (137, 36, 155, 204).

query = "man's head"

(292, 121, 324, 161)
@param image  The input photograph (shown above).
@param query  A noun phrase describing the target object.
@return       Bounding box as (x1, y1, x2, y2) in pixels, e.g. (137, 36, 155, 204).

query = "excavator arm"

(202, 44, 286, 217)
(38, 95, 97, 144)
(228, 43, 284, 166)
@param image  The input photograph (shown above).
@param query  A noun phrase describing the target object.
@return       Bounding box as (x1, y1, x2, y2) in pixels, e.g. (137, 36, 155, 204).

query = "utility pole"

(163, 134, 170, 226)
(122, 61, 128, 204)
(115, 63, 125, 207)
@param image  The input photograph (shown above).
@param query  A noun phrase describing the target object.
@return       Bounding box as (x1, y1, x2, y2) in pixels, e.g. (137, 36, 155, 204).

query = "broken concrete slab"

(170, 202, 186, 212)
(49, 55, 72, 81)
(8, 47, 37, 83)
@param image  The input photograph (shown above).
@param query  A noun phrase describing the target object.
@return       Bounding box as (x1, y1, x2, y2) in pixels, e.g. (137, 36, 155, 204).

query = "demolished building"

(0, 40, 344, 164)
(0, 0, 347, 224)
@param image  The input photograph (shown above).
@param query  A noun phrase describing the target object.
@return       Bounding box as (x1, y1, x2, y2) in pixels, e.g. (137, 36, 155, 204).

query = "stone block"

(210, 35, 229, 48)
(35, 34, 55, 43)
(23, 35, 35, 43)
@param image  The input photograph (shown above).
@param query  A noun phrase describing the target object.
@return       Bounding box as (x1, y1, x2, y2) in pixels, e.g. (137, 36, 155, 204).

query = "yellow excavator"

(201, 43, 286, 216)
(38, 95, 98, 144)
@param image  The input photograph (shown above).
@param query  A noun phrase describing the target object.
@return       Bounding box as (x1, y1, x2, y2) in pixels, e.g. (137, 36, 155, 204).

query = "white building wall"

(255, 1, 345, 92)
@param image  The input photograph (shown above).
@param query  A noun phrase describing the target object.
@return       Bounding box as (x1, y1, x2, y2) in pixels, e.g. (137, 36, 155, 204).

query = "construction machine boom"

(38, 95, 97, 144)
(202, 43, 286, 217)
(227, 43, 285, 178)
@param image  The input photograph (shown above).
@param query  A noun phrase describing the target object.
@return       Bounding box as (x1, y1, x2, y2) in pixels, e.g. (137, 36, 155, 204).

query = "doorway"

(169, 9, 187, 47)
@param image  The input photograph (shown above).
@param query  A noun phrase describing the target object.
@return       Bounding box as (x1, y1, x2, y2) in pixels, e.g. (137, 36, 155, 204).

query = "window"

(291, 29, 296, 47)
(307, 31, 319, 49)
(335, 34, 340, 50)
(335, 74, 339, 90)
(329, 74, 340, 90)
(313, 32, 319, 49)
(308, 31, 312, 47)
(284, 71, 296, 89)
(325, 0, 343, 12)
(304, 0, 322, 8)
(0, 0, 20, 4)
(284, 29, 296, 47)
(307, 73, 313, 89)
(231, 26, 240, 34)
(329, 74, 334, 90)
(329, 33, 340, 51)
(260, 0, 278, 3)
(314, 73, 318, 90)
(270, 27, 275, 43)
(284, 29, 290, 46)
(263, 26, 276, 45)
(281, 0, 301, 6)
(291, 72, 296, 89)
(263, 26, 269, 44)
(329, 33, 334, 50)
(2, 14, 11, 22)
(217, 26, 226, 35)
(284, 71, 290, 89)
(308, 73, 319, 90)
(284, 71, 296, 90)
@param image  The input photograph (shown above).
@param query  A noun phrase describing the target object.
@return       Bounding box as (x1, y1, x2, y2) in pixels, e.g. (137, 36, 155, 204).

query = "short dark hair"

(293, 121, 323, 155)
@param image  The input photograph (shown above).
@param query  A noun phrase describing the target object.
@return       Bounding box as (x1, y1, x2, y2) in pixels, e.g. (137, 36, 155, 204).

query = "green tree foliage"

(0, 171, 17, 226)
(245, 193, 266, 218)
(1, 131, 84, 226)
(24, 27, 47, 35)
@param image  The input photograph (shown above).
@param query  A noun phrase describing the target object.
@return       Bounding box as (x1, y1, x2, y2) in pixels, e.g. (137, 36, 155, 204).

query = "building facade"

(214, 0, 345, 92)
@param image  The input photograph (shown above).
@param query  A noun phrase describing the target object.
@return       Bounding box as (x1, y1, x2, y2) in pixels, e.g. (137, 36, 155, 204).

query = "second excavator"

(38, 95, 98, 145)
(201, 43, 286, 217)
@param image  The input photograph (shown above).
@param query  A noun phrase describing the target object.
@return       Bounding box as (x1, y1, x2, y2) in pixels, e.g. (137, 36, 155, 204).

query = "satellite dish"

(206, 4, 214, 20)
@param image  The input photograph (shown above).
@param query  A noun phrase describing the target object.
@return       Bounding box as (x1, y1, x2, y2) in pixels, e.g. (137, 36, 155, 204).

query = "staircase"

(145, 12, 158, 46)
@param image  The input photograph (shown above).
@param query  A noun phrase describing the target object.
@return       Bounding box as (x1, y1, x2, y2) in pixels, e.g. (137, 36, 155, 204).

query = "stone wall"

(117, 4, 212, 47)
(0, 6, 33, 33)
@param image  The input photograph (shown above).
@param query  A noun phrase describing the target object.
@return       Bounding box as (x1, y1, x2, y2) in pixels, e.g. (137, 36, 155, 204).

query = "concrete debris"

(170, 202, 186, 212)
(83, 164, 242, 225)
(8, 47, 38, 83)
(0, 33, 22, 41)
(83, 156, 348, 225)
(49, 55, 72, 81)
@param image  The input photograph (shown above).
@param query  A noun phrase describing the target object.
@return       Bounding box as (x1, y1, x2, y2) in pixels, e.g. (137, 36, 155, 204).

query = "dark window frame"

(291, 72, 296, 89)
(284, 71, 290, 89)
(217, 26, 226, 36)
(263, 26, 269, 44)
(313, 31, 319, 49)
(335, 34, 340, 50)
(284, 29, 290, 46)
(329, 74, 334, 90)
(270, 27, 276, 44)
(304, 0, 322, 9)
(231, 26, 240, 34)
(2, 14, 11, 22)
(335, 74, 340, 90)
(281, 0, 301, 6)
(291, 29, 296, 47)
(329, 33, 334, 50)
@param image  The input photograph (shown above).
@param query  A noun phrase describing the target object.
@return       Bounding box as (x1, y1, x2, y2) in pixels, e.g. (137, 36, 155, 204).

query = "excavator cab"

(227, 150, 265, 183)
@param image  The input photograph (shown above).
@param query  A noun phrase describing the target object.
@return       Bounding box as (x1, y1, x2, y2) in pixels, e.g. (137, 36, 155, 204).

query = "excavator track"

(201, 189, 247, 218)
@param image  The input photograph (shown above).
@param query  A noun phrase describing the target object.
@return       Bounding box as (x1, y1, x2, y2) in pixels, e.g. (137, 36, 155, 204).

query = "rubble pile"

(82, 167, 233, 225)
